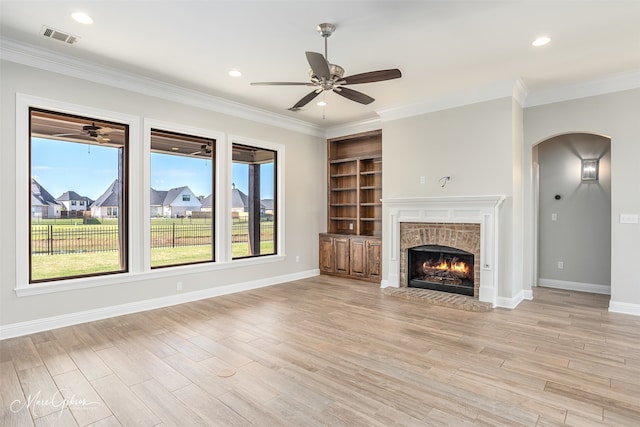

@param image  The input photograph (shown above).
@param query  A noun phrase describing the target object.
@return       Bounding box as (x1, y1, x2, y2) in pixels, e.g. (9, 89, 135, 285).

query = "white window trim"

(15, 96, 285, 297)
(16, 93, 141, 291)
(229, 134, 285, 260)
(143, 118, 226, 267)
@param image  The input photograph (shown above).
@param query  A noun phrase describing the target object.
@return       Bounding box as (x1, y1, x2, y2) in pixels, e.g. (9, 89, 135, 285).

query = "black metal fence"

(32, 220, 275, 255)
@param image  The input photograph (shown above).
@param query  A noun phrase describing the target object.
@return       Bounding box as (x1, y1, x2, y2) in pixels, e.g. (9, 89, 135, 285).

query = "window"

(71, 201, 77, 206)
(150, 129, 215, 268)
(29, 108, 128, 282)
(232, 143, 277, 259)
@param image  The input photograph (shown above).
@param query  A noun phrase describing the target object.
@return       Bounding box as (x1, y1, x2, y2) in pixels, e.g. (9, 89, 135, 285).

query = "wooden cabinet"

(318, 234, 334, 273)
(334, 235, 350, 275)
(365, 238, 382, 280)
(328, 130, 382, 237)
(349, 237, 367, 278)
(319, 234, 381, 282)
(319, 234, 350, 276)
(322, 130, 382, 283)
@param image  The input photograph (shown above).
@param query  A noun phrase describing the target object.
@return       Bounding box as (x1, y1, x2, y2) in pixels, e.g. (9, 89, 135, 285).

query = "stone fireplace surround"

(382, 196, 505, 307)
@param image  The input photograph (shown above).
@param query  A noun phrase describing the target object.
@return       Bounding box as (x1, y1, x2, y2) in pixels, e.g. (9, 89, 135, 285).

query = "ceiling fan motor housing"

(309, 64, 345, 90)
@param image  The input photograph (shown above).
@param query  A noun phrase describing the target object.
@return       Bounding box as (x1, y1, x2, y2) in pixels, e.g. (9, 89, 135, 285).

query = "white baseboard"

(522, 289, 533, 300)
(0, 269, 320, 340)
(609, 300, 640, 316)
(496, 291, 526, 309)
(538, 278, 611, 295)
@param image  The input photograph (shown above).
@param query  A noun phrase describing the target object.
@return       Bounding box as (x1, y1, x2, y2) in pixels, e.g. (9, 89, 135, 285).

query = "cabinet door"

(349, 237, 367, 278)
(366, 238, 382, 279)
(319, 234, 335, 273)
(334, 236, 350, 274)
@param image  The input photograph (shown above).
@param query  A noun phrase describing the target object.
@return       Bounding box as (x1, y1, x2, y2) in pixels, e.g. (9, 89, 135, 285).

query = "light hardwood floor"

(1, 275, 639, 426)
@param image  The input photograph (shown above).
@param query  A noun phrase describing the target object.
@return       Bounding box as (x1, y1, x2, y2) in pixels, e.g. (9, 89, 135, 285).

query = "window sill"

(15, 255, 285, 297)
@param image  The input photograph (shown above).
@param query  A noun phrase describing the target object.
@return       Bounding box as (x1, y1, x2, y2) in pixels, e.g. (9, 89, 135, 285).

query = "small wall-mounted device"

(439, 176, 451, 187)
(554, 194, 561, 200)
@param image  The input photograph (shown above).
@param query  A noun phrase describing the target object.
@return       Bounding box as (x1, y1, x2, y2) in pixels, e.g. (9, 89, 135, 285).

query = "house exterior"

(56, 190, 92, 213)
(30, 178, 62, 219)
(90, 179, 121, 219)
(150, 186, 202, 218)
(231, 184, 266, 218)
(200, 194, 213, 212)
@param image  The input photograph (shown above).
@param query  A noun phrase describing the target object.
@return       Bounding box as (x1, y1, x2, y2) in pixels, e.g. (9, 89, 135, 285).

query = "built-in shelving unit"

(327, 130, 382, 236)
(321, 130, 382, 283)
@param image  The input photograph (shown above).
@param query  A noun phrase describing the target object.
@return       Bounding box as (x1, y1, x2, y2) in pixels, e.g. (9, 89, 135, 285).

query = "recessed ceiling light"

(532, 36, 551, 47)
(228, 69, 242, 77)
(317, 100, 327, 107)
(71, 12, 93, 25)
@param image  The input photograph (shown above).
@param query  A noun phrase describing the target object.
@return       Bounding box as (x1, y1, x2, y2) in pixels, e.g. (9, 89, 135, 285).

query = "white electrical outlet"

(349, 223, 353, 230)
(551, 213, 557, 221)
(295, 256, 300, 263)
(557, 261, 564, 269)
(177, 281, 182, 291)
(420, 176, 425, 184)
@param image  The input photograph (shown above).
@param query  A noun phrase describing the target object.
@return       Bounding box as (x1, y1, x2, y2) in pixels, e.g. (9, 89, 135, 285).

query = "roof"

(56, 190, 92, 204)
(31, 178, 58, 207)
(201, 194, 213, 209)
(91, 179, 120, 208)
(150, 188, 168, 206)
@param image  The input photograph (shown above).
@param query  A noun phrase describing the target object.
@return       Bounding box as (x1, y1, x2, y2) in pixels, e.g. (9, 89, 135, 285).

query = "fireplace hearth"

(408, 244, 474, 296)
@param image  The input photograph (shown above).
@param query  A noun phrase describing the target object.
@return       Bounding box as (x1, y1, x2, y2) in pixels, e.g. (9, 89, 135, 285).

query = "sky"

(31, 138, 274, 201)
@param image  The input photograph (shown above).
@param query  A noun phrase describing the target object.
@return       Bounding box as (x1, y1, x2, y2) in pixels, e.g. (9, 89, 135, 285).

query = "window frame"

(14, 96, 286, 297)
(16, 94, 140, 292)
(143, 119, 225, 270)
(229, 135, 284, 261)
(148, 125, 217, 269)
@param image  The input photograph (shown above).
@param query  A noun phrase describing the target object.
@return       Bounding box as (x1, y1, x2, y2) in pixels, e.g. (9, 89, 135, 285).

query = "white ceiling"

(1, 1, 639, 129)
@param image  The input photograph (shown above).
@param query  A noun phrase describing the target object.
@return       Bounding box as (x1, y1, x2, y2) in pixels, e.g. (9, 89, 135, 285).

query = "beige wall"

(0, 60, 326, 329)
(524, 89, 640, 308)
(381, 97, 522, 301)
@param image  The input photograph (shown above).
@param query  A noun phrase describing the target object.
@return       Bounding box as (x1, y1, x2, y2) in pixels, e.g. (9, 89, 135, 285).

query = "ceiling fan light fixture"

(317, 100, 327, 107)
(228, 69, 242, 77)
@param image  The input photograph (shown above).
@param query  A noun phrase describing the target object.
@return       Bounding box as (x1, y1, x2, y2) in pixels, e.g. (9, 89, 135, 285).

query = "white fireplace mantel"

(381, 195, 506, 307)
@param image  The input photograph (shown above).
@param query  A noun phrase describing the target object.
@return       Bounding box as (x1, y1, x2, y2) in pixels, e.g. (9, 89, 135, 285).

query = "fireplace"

(408, 244, 474, 296)
(381, 196, 505, 306)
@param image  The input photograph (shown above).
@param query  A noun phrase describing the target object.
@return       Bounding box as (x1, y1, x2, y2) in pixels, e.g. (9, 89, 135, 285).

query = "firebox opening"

(408, 244, 474, 296)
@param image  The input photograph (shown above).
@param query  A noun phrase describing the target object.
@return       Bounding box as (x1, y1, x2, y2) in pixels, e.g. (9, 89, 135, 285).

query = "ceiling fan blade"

(333, 87, 375, 105)
(250, 82, 314, 86)
(340, 69, 402, 85)
(289, 89, 322, 111)
(305, 52, 331, 80)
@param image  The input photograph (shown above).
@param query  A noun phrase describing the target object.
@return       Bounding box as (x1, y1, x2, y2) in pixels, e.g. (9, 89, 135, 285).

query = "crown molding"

(376, 79, 522, 122)
(0, 37, 325, 138)
(523, 70, 640, 108)
(324, 117, 382, 139)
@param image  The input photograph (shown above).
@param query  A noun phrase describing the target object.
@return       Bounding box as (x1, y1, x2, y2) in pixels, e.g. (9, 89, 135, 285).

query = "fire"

(432, 260, 469, 274)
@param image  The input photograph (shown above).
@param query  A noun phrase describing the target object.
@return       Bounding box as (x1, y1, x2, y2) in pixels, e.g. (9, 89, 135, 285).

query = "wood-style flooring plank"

(2, 279, 640, 426)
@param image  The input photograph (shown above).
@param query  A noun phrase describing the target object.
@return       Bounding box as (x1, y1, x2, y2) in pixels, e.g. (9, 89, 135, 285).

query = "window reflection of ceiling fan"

(189, 143, 212, 156)
(54, 123, 112, 143)
(251, 23, 401, 111)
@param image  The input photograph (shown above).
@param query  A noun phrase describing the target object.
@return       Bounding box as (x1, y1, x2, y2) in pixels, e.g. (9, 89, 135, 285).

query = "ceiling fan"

(54, 123, 112, 143)
(251, 23, 402, 111)
(189, 143, 212, 156)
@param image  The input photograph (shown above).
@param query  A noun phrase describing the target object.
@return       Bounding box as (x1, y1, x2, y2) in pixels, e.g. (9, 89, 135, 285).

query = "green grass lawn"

(30, 217, 275, 279)
(31, 252, 123, 281)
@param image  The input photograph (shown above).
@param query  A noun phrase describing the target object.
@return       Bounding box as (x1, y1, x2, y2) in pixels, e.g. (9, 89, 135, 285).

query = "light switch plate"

(620, 214, 639, 224)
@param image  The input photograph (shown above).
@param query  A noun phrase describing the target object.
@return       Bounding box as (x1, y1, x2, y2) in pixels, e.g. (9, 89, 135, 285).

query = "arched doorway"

(533, 133, 611, 294)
